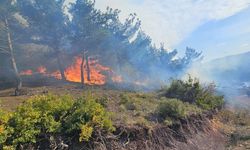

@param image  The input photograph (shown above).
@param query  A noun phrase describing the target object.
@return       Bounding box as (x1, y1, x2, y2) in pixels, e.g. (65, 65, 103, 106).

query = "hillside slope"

(204, 51, 250, 86)
(0, 85, 227, 150)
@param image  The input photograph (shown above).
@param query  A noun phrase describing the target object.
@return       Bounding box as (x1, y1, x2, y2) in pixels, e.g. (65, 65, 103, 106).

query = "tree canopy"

(0, 0, 202, 88)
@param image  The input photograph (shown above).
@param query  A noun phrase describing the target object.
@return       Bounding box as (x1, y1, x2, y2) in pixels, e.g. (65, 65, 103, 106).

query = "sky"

(66, 0, 250, 61)
(175, 7, 250, 61)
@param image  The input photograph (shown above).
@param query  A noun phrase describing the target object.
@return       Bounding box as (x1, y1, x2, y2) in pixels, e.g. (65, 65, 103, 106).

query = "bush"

(0, 94, 114, 148)
(63, 95, 115, 141)
(157, 98, 201, 120)
(160, 76, 224, 110)
(119, 93, 138, 110)
(0, 110, 12, 145)
(7, 94, 74, 146)
(160, 76, 201, 103)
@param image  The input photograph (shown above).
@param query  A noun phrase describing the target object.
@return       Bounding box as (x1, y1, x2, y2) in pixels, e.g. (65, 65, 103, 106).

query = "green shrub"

(0, 110, 12, 145)
(95, 96, 109, 107)
(0, 94, 114, 148)
(163, 117, 173, 126)
(196, 94, 224, 110)
(119, 93, 130, 105)
(7, 94, 74, 146)
(79, 124, 93, 142)
(119, 93, 138, 110)
(157, 98, 201, 120)
(160, 76, 224, 110)
(63, 95, 115, 141)
(160, 76, 202, 103)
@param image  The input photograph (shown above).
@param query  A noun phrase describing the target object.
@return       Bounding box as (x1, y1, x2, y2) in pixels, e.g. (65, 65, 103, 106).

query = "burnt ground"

(0, 84, 248, 150)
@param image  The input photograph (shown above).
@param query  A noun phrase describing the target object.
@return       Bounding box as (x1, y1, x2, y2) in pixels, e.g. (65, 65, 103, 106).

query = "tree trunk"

(56, 52, 66, 81)
(86, 54, 91, 81)
(81, 52, 85, 88)
(5, 18, 22, 96)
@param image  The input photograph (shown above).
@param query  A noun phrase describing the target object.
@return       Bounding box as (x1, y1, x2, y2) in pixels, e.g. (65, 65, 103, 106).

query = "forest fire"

(20, 70, 33, 75)
(65, 56, 112, 85)
(37, 66, 46, 74)
(20, 66, 61, 79)
(20, 56, 123, 85)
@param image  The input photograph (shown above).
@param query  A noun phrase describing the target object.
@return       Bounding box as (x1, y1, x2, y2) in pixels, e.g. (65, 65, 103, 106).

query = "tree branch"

(0, 38, 8, 42)
(0, 46, 9, 49)
(0, 47, 9, 51)
(0, 26, 8, 32)
(0, 48, 10, 55)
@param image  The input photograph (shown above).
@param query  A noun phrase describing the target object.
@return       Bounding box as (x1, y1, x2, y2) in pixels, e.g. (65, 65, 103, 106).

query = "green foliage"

(163, 117, 173, 126)
(0, 94, 114, 148)
(119, 94, 138, 110)
(79, 124, 93, 142)
(95, 96, 109, 107)
(196, 94, 224, 110)
(160, 76, 202, 103)
(160, 76, 224, 110)
(0, 110, 12, 145)
(116, 93, 159, 126)
(7, 94, 74, 145)
(119, 93, 157, 112)
(6, 0, 201, 83)
(63, 94, 115, 141)
(157, 98, 201, 120)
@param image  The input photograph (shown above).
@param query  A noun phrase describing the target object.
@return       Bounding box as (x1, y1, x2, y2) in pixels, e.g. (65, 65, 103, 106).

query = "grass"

(116, 92, 159, 126)
(216, 108, 250, 148)
(0, 77, 228, 148)
(0, 77, 224, 128)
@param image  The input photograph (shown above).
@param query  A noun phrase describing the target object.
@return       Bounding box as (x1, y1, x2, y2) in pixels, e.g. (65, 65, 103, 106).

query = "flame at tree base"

(20, 56, 123, 85)
(65, 57, 111, 85)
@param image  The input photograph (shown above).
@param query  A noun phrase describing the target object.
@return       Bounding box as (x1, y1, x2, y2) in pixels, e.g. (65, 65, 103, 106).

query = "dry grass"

(215, 108, 250, 149)
(0, 85, 160, 127)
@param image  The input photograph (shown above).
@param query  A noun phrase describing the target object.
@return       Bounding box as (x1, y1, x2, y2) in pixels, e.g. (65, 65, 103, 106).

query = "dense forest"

(0, 0, 202, 94)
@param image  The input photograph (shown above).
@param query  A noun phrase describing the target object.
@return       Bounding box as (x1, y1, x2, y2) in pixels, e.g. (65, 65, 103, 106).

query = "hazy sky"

(66, 0, 250, 61)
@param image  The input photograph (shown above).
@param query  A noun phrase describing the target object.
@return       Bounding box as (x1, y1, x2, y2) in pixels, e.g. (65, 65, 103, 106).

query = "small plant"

(163, 117, 173, 126)
(0, 110, 12, 146)
(119, 93, 138, 110)
(79, 124, 93, 142)
(157, 98, 201, 120)
(95, 96, 109, 107)
(119, 93, 130, 105)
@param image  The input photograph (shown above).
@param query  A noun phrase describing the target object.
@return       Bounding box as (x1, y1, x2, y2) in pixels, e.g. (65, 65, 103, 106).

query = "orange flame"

(20, 69, 33, 75)
(65, 56, 111, 85)
(20, 56, 123, 85)
(50, 70, 62, 79)
(37, 66, 46, 74)
(20, 66, 61, 79)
